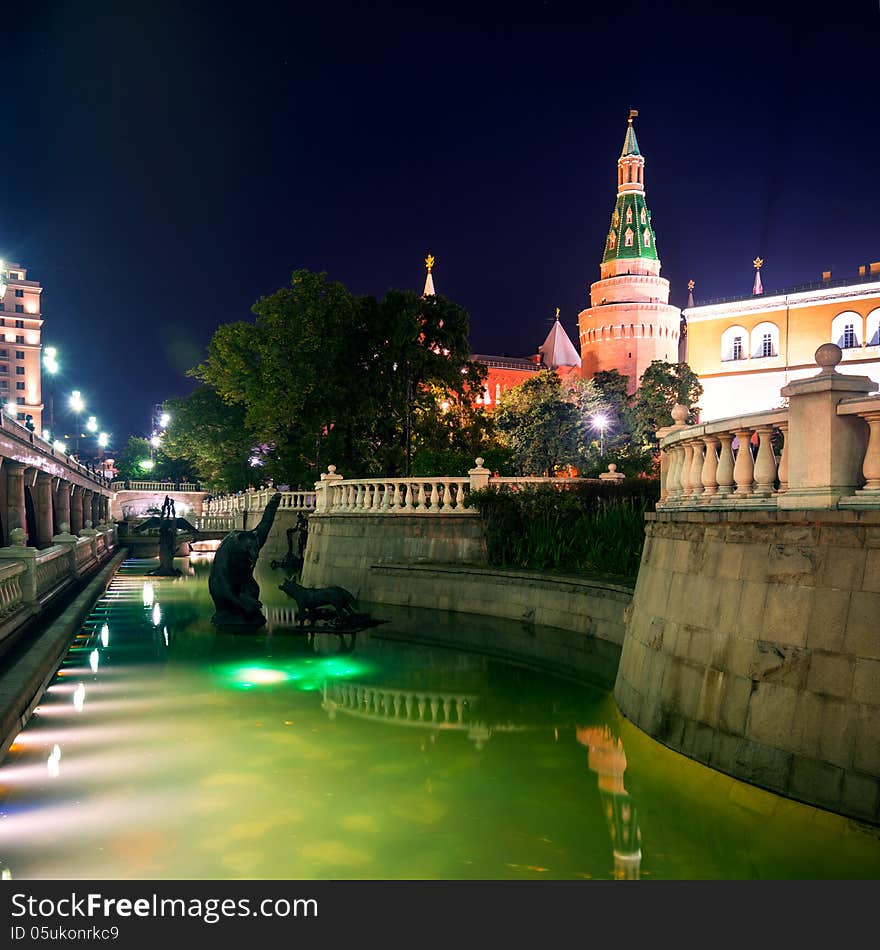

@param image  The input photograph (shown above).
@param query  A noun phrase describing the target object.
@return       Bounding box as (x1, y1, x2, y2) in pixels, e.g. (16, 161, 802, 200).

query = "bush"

(468, 479, 659, 579)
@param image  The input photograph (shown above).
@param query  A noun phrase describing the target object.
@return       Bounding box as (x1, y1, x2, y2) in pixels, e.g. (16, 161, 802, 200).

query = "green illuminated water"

(1, 556, 878, 880)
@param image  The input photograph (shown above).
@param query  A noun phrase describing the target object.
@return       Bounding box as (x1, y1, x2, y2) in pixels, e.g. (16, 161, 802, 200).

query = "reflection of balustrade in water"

(322, 681, 478, 731)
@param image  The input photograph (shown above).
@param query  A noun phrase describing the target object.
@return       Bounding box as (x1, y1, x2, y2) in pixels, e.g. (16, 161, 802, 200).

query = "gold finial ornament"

(753, 257, 763, 270)
(628, 108, 639, 122)
(555, 307, 560, 319)
(425, 253, 435, 272)
(687, 279, 695, 291)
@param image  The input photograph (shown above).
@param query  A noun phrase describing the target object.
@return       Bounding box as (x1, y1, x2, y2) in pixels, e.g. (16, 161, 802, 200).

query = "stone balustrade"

(110, 480, 201, 492)
(323, 474, 472, 515)
(658, 344, 880, 511)
(201, 489, 316, 516)
(0, 521, 117, 649)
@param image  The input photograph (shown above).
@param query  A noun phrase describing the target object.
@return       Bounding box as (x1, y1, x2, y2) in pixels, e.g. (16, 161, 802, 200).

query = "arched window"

(643, 229, 651, 247)
(640, 208, 646, 225)
(608, 232, 616, 249)
(750, 321, 780, 359)
(495, 383, 501, 402)
(867, 307, 880, 346)
(613, 210, 619, 226)
(832, 310, 862, 349)
(624, 228, 634, 247)
(626, 207, 633, 224)
(721, 325, 749, 361)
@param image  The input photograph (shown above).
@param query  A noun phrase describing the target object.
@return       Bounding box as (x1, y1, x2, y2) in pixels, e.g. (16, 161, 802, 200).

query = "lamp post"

(43, 346, 59, 436)
(69, 390, 85, 456)
(592, 412, 609, 457)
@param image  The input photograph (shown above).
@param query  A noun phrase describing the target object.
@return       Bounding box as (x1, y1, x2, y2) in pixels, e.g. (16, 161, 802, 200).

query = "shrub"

(468, 479, 658, 579)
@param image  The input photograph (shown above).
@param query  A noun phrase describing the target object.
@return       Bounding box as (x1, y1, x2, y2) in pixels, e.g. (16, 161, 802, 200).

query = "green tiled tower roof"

(602, 193, 658, 263)
(602, 114, 658, 264)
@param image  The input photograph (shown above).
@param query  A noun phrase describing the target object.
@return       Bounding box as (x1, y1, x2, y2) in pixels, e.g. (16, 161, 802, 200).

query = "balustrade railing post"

(656, 405, 689, 506)
(315, 465, 343, 512)
(700, 436, 720, 500)
(753, 425, 779, 496)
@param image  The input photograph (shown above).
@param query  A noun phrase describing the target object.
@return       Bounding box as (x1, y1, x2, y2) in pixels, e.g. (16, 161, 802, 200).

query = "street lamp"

(43, 346, 59, 434)
(86, 415, 97, 434)
(592, 412, 610, 456)
(69, 390, 85, 455)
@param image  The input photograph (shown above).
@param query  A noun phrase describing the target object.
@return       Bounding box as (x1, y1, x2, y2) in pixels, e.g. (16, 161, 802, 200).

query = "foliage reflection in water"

(0, 556, 878, 881)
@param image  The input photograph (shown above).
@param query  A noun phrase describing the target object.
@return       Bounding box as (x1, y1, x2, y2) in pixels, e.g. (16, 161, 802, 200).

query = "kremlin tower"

(578, 111, 681, 394)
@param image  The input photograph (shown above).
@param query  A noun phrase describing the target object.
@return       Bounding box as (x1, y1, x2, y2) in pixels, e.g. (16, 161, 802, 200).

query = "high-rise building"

(577, 112, 681, 393)
(0, 260, 43, 431)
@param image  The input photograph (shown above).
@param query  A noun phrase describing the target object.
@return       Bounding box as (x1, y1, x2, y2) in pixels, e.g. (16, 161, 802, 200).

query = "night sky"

(4, 0, 879, 447)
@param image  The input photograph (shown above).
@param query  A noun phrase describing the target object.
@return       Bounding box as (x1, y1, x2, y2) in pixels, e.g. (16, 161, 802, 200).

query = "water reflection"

(578, 726, 641, 880)
(0, 556, 877, 881)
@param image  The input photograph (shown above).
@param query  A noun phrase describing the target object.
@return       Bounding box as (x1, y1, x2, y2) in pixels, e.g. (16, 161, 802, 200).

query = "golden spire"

(628, 108, 639, 123)
(425, 253, 435, 273)
(753, 257, 763, 270)
(555, 306, 560, 320)
(687, 279, 695, 291)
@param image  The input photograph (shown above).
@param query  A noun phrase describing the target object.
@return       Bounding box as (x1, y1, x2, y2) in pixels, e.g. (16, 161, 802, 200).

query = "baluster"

(753, 426, 779, 496)
(716, 433, 735, 495)
(680, 441, 695, 497)
(417, 482, 427, 511)
(859, 411, 880, 491)
(429, 481, 440, 510)
(355, 484, 365, 511)
(665, 443, 682, 502)
(700, 436, 719, 499)
(687, 439, 704, 499)
(405, 694, 413, 719)
(401, 481, 412, 511)
(430, 696, 440, 722)
(393, 693, 402, 718)
(454, 479, 467, 510)
(733, 429, 755, 496)
(417, 696, 426, 720)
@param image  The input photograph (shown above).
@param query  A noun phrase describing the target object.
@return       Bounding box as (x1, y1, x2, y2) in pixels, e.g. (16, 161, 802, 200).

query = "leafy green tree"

(161, 387, 258, 492)
(632, 360, 703, 447)
(192, 270, 486, 483)
(494, 370, 594, 475)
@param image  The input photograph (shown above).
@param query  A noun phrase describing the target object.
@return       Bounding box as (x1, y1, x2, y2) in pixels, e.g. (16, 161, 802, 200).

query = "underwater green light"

(216, 656, 373, 692)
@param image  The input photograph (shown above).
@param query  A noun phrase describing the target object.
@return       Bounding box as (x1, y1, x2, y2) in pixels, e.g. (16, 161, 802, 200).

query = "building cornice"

(685, 281, 880, 323)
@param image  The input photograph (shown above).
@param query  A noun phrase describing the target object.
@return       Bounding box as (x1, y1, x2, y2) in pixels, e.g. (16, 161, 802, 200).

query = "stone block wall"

(614, 508, 880, 825)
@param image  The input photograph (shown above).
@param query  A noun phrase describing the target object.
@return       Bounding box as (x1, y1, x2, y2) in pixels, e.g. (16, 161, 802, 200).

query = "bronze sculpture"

(209, 492, 282, 627)
(149, 495, 182, 577)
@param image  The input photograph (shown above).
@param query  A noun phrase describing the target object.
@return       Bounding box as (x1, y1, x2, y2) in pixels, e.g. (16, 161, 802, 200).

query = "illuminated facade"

(0, 260, 43, 431)
(684, 268, 880, 421)
(577, 112, 681, 393)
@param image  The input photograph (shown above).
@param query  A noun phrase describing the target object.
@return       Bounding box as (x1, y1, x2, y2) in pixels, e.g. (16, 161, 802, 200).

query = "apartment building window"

(15, 351, 24, 359)
(15, 366, 25, 375)
(0, 305, 5, 313)
(15, 336, 23, 344)
(14, 305, 23, 313)
(14, 289, 23, 298)
(0, 365, 8, 374)
(732, 336, 743, 360)
(761, 333, 774, 357)
(15, 381, 24, 390)
(16, 413, 24, 420)
(843, 324, 857, 349)
(0, 381, 7, 390)
(8, 272, 19, 280)
(14, 320, 23, 328)
(0, 350, 7, 357)
(15, 397, 25, 405)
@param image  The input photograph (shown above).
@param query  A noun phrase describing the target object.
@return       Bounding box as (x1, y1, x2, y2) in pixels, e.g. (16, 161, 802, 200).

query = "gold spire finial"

(555, 307, 560, 319)
(753, 257, 763, 270)
(628, 108, 639, 123)
(425, 253, 435, 273)
(687, 279, 695, 291)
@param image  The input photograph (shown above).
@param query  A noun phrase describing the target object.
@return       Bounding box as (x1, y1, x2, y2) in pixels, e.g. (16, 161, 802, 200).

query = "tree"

(494, 370, 594, 475)
(631, 360, 703, 448)
(161, 387, 258, 492)
(192, 270, 486, 483)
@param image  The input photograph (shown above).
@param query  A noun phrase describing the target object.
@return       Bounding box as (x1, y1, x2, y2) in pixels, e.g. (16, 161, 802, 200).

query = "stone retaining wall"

(614, 508, 880, 825)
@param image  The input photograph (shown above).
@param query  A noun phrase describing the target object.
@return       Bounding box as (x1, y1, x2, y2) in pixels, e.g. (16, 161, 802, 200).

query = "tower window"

(625, 207, 632, 224)
(761, 333, 774, 357)
(624, 228, 634, 247)
(608, 233, 616, 249)
(643, 229, 650, 247)
(613, 211, 619, 226)
(843, 324, 857, 349)
(640, 209, 646, 225)
(732, 336, 743, 360)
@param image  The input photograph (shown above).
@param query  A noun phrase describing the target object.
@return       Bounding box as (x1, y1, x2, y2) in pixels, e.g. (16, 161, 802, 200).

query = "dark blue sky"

(3, 0, 878, 445)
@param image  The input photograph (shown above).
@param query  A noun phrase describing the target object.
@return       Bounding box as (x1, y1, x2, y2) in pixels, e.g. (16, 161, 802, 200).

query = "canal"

(1, 555, 879, 880)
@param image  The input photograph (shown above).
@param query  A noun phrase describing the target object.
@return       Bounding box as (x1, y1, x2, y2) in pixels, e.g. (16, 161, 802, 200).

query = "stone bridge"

(109, 480, 208, 521)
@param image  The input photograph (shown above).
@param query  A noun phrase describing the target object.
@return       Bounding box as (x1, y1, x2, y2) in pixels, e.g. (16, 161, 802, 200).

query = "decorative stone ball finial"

(60, 522, 70, 535)
(671, 403, 689, 425)
(815, 342, 842, 375)
(608, 463, 617, 472)
(475, 457, 485, 468)
(9, 527, 25, 546)
(327, 465, 336, 475)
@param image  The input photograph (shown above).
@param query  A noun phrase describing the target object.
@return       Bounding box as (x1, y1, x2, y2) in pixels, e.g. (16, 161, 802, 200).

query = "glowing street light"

(150, 434, 161, 448)
(53, 439, 68, 454)
(69, 390, 85, 456)
(98, 432, 109, 448)
(42, 346, 60, 434)
(159, 412, 170, 429)
(140, 458, 155, 472)
(592, 412, 610, 456)
(86, 416, 98, 433)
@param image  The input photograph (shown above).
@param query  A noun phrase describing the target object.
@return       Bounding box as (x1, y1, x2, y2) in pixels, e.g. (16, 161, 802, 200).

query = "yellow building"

(684, 264, 880, 421)
(0, 261, 43, 431)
